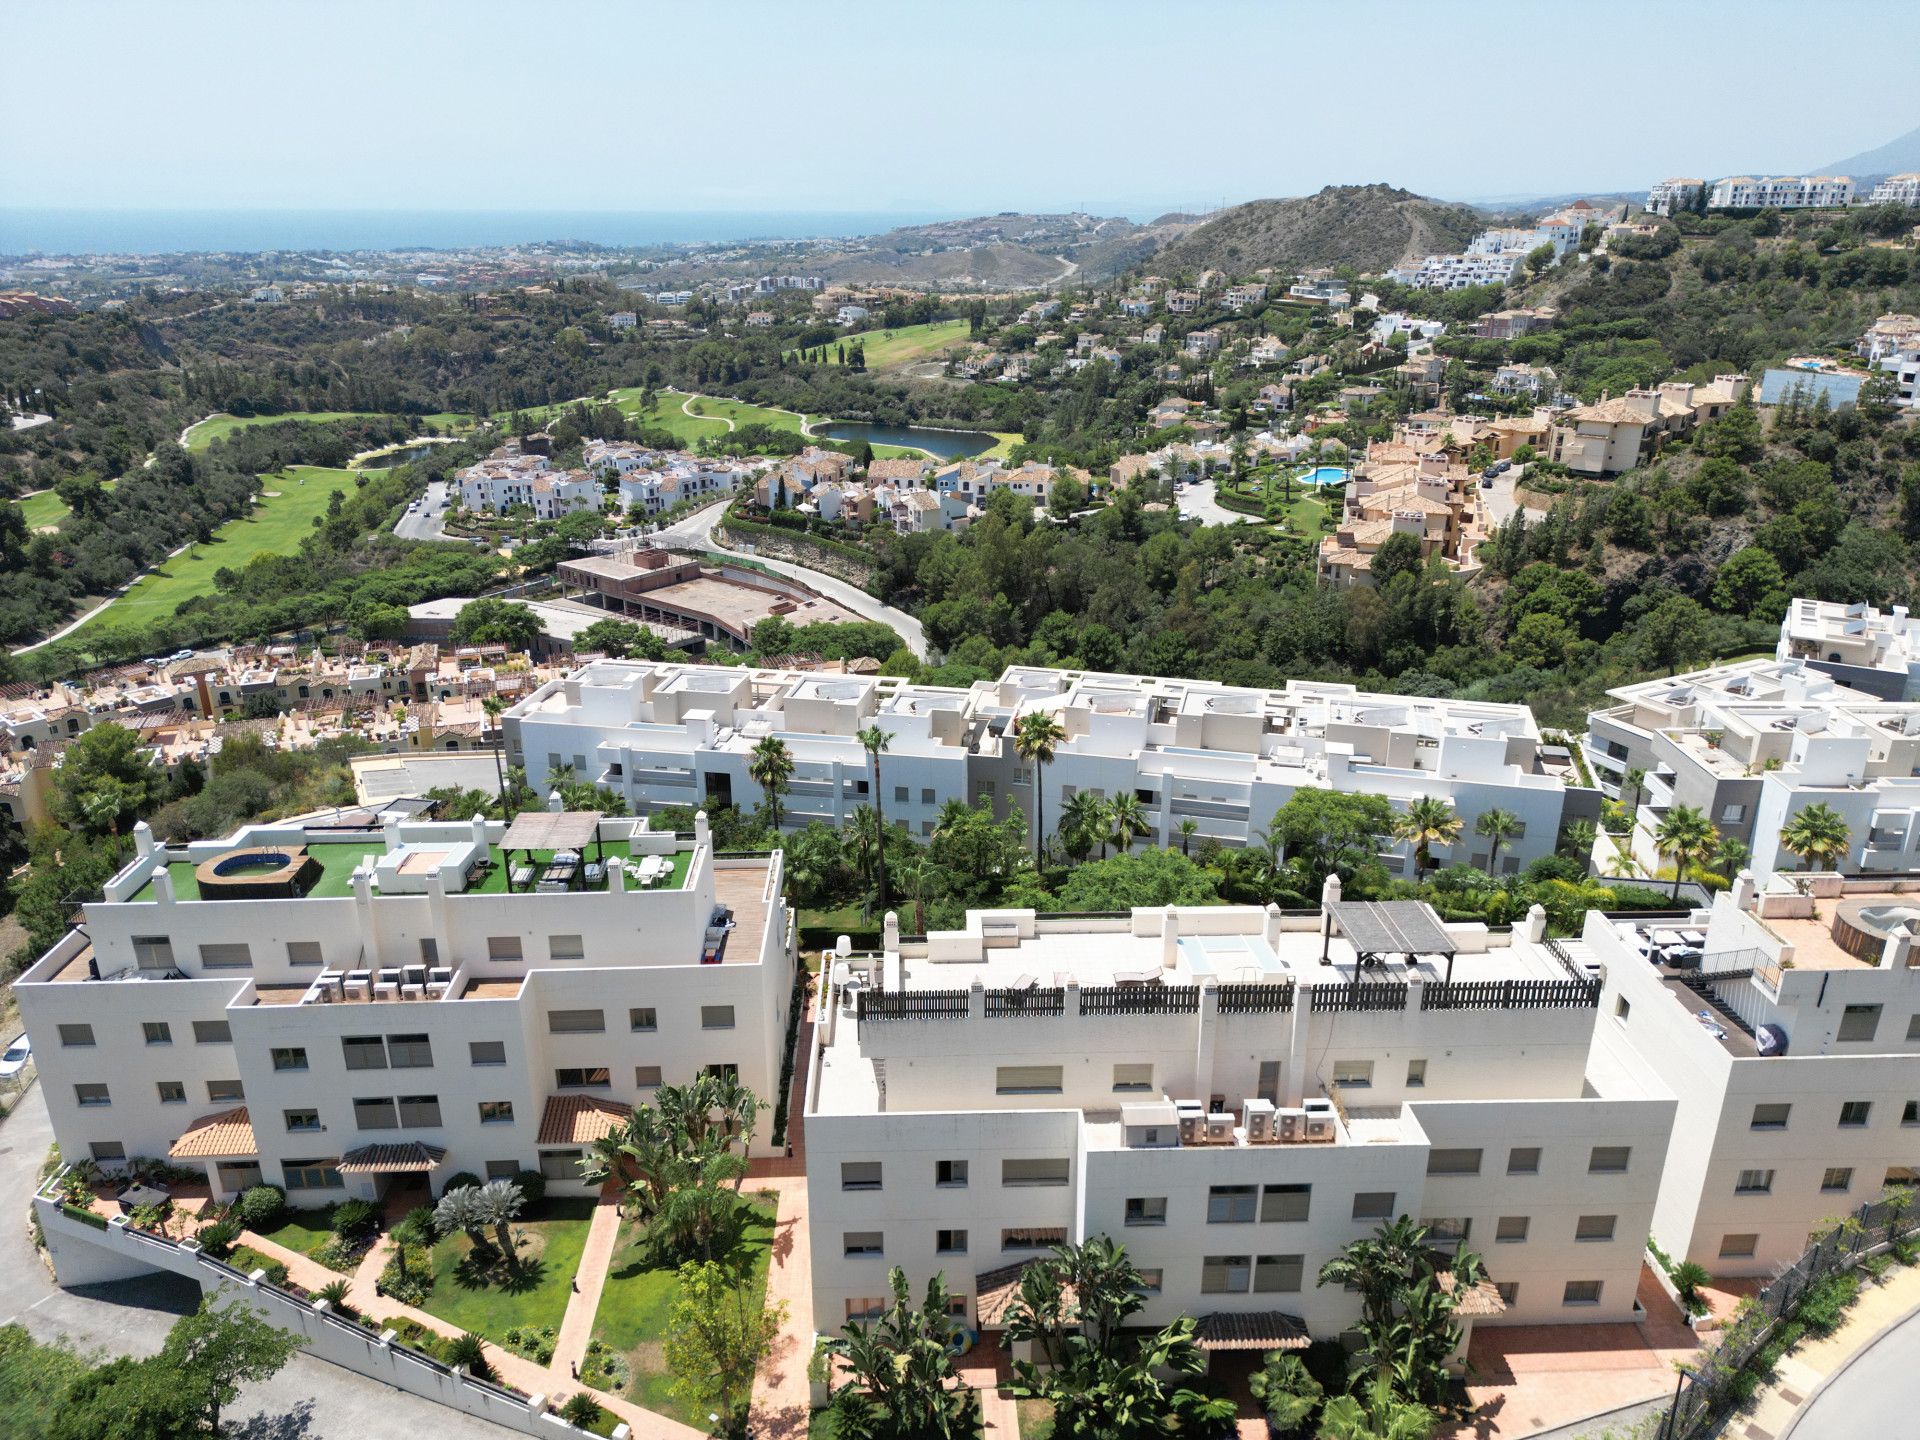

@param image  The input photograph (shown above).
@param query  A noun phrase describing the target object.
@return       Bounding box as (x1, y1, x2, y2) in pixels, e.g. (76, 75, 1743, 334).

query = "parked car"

(0, 1033, 31, 1079)
(1480, 476, 1495, 488)
(1494, 459, 1513, 473)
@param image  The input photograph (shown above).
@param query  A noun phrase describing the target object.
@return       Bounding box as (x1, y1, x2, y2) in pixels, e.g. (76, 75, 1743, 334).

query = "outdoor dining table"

(118, 1182, 169, 1211)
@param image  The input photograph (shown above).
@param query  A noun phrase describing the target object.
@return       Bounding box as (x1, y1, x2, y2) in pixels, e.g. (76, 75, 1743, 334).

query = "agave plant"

(472, 1179, 526, 1261)
(433, 1185, 491, 1253)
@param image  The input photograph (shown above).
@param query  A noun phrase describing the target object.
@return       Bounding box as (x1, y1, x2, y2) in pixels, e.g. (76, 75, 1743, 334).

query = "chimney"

(1882, 924, 1914, 971)
(133, 820, 155, 858)
(1319, 873, 1342, 965)
(1161, 909, 1180, 969)
(694, 809, 711, 849)
(1521, 903, 1547, 944)
(1731, 869, 1759, 911)
(882, 912, 899, 954)
(1264, 902, 1282, 947)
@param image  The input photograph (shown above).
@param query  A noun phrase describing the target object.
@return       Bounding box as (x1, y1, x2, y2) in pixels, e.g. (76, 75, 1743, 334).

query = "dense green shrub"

(330, 1198, 378, 1240)
(439, 1171, 483, 1197)
(235, 1184, 286, 1229)
(512, 1170, 547, 1205)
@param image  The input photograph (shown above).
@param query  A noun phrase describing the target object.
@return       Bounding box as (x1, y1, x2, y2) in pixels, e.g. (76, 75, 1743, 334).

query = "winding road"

(1784, 1303, 1920, 1439)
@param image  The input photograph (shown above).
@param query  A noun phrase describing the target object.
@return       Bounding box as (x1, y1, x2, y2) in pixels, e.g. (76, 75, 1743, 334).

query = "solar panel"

(1330, 900, 1454, 957)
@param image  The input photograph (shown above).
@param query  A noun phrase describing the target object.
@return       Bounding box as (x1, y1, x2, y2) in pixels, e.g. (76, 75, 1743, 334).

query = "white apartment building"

(1586, 651, 1920, 879)
(14, 810, 795, 1208)
(1646, 179, 1705, 217)
(1708, 175, 1855, 209)
(805, 897, 1672, 1338)
(1777, 597, 1920, 700)
(1855, 314, 1920, 409)
(1868, 174, 1920, 206)
(1585, 872, 1920, 1277)
(508, 662, 1598, 873)
(1385, 252, 1525, 292)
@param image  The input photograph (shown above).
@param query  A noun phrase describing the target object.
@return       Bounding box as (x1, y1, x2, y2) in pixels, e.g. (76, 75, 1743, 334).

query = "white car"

(0, 1033, 30, 1079)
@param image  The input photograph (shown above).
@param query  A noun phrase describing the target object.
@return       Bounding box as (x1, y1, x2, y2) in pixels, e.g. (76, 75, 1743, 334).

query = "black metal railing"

(1079, 985, 1202, 1016)
(1421, 977, 1600, 1010)
(855, 988, 970, 1020)
(1310, 981, 1409, 1013)
(986, 986, 1065, 1017)
(1215, 981, 1297, 1013)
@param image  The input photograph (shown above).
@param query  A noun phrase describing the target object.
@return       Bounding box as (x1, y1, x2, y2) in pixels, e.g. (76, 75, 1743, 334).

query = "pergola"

(1326, 899, 1458, 982)
(497, 809, 604, 891)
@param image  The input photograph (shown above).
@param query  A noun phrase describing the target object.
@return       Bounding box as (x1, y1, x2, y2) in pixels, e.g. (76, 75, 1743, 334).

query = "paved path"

(1176, 477, 1252, 527)
(1744, 1263, 1920, 1440)
(394, 480, 452, 540)
(1786, 1300, 1920, 1439)
(549, 1181, 624, 1381)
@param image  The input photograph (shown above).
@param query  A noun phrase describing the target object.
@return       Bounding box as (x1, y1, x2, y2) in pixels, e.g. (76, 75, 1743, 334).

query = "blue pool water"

(1301, 466, 1349, 487)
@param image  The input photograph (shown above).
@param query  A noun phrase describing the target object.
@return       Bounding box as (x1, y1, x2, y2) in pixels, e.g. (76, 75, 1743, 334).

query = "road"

(1785, 1303, 1920, 1440)
(1176, 478, 1252, 527)
(653, 500, 928, 658)
(1479, 465, 1543, 529)
(0, 1081, 513, 1438)
(392, 480, 452, 540)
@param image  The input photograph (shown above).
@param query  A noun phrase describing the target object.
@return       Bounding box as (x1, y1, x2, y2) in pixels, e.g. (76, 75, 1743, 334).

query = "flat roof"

(1331, 900, 1454, 958)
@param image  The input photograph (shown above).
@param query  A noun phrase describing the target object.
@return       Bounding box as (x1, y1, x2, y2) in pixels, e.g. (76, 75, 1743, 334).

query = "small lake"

(816, 421, 996, 460)
(354, 443, 441, 469)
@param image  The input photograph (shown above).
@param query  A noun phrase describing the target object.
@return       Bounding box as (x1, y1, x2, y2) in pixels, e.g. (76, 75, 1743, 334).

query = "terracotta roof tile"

(538, 1093, 634, 1146)
(168, 1107, 258, 1159)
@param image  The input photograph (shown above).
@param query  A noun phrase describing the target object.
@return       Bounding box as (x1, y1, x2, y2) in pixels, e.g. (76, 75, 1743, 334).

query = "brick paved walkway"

(550, 1180, 626, 1381)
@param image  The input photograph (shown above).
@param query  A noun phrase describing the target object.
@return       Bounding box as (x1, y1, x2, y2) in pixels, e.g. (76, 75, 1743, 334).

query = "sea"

(0, 208, 954, 257)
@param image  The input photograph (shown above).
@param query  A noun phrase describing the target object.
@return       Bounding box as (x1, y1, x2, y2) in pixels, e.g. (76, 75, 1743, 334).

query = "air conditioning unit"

(1243, 1098, 1275, 1144)
(1177, 1101, 1206, 1146)
(1301, 1096, 1336, 1142)
(1204, 1112, 1236, 1145)
(1274, 1107, 1307, 1143)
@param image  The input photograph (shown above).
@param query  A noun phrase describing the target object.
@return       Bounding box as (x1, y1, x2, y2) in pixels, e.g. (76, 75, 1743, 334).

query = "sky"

(4, 0, 1917, 219)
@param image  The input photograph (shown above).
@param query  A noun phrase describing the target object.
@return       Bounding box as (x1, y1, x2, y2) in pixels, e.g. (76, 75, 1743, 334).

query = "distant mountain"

(1455, 190, 1642, 216)
(1148, 184, 1484, 277)
(1822, 123, 1920, 178)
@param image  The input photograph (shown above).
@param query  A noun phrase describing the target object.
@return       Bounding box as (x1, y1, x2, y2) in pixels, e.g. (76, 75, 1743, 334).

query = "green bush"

(394, 1205, 436, 1247)
(1797, 1271, 1859, 1334)
(196, 1217, 241, 1256)
(559, 1393, 604, 1431)
(378, 1246, 432, 1307)
(230, 1245, 290, 1286)
(504, 1324, 558, 1365)
(331, 1198, 378, 1239)
(512, 1169, 547, 1205)
(443, 1332, 492, 1379)
(235, 1184, 286, 1230)
(439, 1171, 483, 1197)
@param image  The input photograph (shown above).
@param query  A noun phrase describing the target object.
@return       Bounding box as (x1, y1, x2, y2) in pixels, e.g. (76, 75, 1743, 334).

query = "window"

(893, 786, 908, 803)
(1721, 802, 1746, 823)
(89, 1141, 126, 1163)
(936, 1160, 968, 1188)
(843, 1231, 885, 1256)
(285, 1109, 321, 1132)
(1496, 1215, 1530, 1243)
(355, 1097, 399, 1130)
(207, 1079, 243, 1103)
(1909, 1014, 1920, 1041)
(1002, 1227, 1066, 1251)
(704, 1063, 739, 1082)
(487, 937, 524, 961)
(1255, 1254, 1304, 1293)
(198, 943, 252, 969)
(937, 1229, 968, 1254)
(630, 1008, 658, 1032)
(142, 1021, 172, 1046)
(1888, 1168, 1920, 1187)
(538, 1149, 583, 1181)
(1208, 1184, 1257, 1223)
(1427, 1148, 1483, 1176)
(271, 1047, 308, 1072)
(1262, 1183, 1312, 1222)
(1125, 1197, 1168, 1226)
(193, 1019, 232, 1045)
(555, 1067, 611, 1089)
(548, 1009, 605, 1034)
(1589, 1146, 1630, 1174)
(1840, 1101, 1872, 1128)
(470, 1041, 506, 1066)
(1736, 1169, 1775, 1194)
(284, 1160, 344, 1190)
(701, 1005, 736, 1030)
(996, 1065, 1063, 1094)
(1575, 1215, 1617, 1242)
(842, 1161, 883, 1192)
(157, 1081, 186, 1104)
(1332, 1059, 1373, 1088)
(132, 936, 174, 969)
(635, 1066, 663, 1087)
(58, 1023, 95, 1047)
(1352, 1192, 1396, 1221)
(845, 1298, 886, 1323)
(483, 1160, 518, 1181)
(549, 934, 585, 961)
(387, 1034, 432, 1068)
(342, 1036, 386, 1070)
(1424, 1218, 1472, 1249)
(1112, 1063, 1154, 1092)
(1562, 1281, 1603, 1306)
(1406, 1059, 1427, 1088)
(287, 941, 323, 967)
(1133, 1268, 1164, 1295)
(1823, 1167, 1854, 1192)
(1615, 995, 1632, 1022)
(1494, 1282, 1519, 1306)
(1202, 1255, 1252, 1294)
(1003, 1158, 1070, 1188)
(1719, 1233, 1759, 1259)
(75, 1083, 110, 1107)
(1508, 1147, 1542, 1175)
(1838, 1004, 1883, 1043)
(1750, 1103, 1791, 1130)
(386, 1094, 438, 1127)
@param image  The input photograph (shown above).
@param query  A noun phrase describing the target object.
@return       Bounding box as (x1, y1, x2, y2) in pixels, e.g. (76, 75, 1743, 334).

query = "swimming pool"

(1300, 466, 1349, 488)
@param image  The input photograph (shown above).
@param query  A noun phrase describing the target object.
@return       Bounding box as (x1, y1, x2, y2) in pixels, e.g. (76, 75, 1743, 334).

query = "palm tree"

(1396, 797, 1462, 878)
(1107, 792, 1150, 855)
(856, 726, 894, 912)
(1315, 1372, 1436, 1440)
(481, 695, 510, 817)
(1247, 1353, 1323, 1438)
(472, 1179, 525, 1262)
(1175, 818, 1200, 856)
(1473, 808, 1522, 878)
(932, 797, 976, 842)
(432, 1185, 490, 1254)
(1562, 819, 1598, 864)
(1012, 710, 1068, 869)
(1620, 766, 1647, 811)
(1059, 790, 1106, 863)
(846, 804, 882, 898)
(1711, 835, 1750, 875)
(1780, 802, 1852, 873)
(1655, 804, 1717, 900)
(1316, 1215, 1430, 1334)
(747, 735, 795, 832)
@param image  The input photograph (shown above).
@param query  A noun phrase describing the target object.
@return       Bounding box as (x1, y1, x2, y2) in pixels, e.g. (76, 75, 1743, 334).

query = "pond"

(816, 420, 996, 461)
(354, 443, 441, 469)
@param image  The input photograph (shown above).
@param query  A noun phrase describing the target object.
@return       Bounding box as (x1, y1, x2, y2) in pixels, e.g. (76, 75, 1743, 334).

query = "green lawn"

(65, 465, 359, 642)
(17, 478, 120, 532)
(417, 1198, 598, 1342)
(591, 1193, 778, 1425)
(799, 319, 975, 372)
(184, 410, 482, 452)
(256, 1206, 343, 1260)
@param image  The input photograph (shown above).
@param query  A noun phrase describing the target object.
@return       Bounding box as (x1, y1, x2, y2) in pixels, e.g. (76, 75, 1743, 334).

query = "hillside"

(1149, 184, 1484, 277)
(1822, 121, 1920, 179)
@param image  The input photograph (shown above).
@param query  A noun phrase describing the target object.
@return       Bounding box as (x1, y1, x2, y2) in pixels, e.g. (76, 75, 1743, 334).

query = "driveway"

(1480, 466, 1544, 529)
(0, 1083, 514, 1437)
(1176, 478, 1252, 527)
(393, 480, 452, 541)
(655, 500, 928, 658)
(1783, 1287, 1920, 1440)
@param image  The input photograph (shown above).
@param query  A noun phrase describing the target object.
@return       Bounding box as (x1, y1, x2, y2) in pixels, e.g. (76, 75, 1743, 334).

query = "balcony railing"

(1080, 985, 1202, 1016)
(1310, 981, 1409, 1013)
(855, 988, 969, 1021)
(1421, 977, 1599, 1010)
(986, 986, 1065, 1017)
(1215, 981, 1297, 1013)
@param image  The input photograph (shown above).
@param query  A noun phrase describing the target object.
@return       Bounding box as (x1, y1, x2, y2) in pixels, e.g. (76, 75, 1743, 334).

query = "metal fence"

(855, 988, 969, 1021)
(1079, 985, 1202, 1016)
(1310, 981, 1409, 1013)
(986, 986, 1065, 1017)
(1657, 1192, 1920, 1439)
(1421, 977, 1600, 1010)
(1215, 981, 1297, 1014)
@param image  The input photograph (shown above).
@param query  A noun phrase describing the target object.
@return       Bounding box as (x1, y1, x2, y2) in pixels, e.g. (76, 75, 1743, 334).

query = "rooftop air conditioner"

(1243, 1098, 1276, 1144)
(1275, 1107, 1307, 1144)
(1176, 1101, 1206, 1146)
(1204, 1112, 1236, 1145)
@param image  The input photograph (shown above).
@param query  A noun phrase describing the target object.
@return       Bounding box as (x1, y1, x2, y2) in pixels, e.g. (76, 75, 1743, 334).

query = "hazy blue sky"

(5, 0, 1916, 216)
